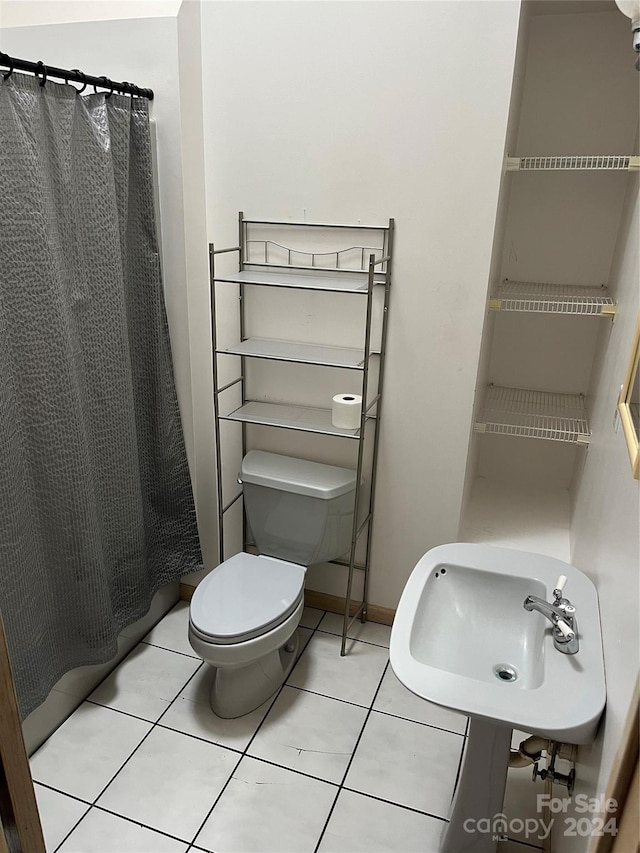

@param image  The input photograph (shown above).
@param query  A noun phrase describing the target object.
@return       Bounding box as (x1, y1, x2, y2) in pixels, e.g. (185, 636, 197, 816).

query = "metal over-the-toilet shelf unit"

(209, 213, 394, 656)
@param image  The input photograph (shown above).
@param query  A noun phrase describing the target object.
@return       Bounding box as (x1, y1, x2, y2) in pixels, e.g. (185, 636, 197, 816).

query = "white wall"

(199, 0, 521, 609)
(0, 1, 182, 28)
(563, 174, 639, 853)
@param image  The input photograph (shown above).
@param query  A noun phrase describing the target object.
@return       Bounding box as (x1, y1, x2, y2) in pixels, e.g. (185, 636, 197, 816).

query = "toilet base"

(209, 631, 299, 718)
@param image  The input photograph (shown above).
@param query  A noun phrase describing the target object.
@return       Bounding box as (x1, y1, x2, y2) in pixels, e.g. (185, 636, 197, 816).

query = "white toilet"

(188, 450, 357, 718)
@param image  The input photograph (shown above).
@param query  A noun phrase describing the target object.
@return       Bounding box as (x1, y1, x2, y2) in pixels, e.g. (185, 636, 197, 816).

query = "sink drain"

(493, 664, 518, 683)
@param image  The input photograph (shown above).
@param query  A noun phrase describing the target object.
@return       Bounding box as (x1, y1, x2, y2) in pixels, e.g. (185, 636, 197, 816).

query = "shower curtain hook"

(94, 76, 113, 98)
(70, 69, 87, 94)
(0, 53, 13, 80)
(35, 61, 47, 87)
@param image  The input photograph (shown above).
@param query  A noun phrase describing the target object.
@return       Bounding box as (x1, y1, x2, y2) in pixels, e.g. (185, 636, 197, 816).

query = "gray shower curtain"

(0, 73, 202, 719)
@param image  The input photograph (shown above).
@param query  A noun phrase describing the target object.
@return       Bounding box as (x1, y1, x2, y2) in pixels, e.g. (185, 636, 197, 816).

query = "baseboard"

(180, 583, 194, 602)
(303, 590, 395, 626)
(179, 582, 395, 627)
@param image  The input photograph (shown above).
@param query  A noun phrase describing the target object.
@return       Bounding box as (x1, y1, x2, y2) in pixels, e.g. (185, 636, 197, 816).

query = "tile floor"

(30, 603, 543, 853)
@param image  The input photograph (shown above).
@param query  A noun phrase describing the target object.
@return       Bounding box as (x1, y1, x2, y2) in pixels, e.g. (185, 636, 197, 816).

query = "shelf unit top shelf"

(214, 269, 372, 293)
(474, 385, 590, 445)
(219, 337, 368, 369)
(505, 154, 639, 172)
(220, 400, 373, 438)
(489, 281, 617, 316)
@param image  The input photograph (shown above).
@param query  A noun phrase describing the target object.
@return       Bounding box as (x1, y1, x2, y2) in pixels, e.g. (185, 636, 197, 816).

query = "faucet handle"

(556, 619, 575, 642)
(553, 575, 567, 600)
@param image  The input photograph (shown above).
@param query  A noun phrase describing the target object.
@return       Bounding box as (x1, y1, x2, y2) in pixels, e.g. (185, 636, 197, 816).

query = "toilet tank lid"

(240, 450, 357, 499)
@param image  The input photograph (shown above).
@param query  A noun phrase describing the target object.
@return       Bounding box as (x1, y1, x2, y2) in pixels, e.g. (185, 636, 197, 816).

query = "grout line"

(153, 663, 206, 726)
(185, 609, 327, 848)
(340, 786, 449, 822)
(53, 660, 208, 852)
(186, 750, 245, 847)
(91, 803, 195, 846)
(83, 655, 205, 727)
(82, 698, 162, 725)
(154, 721, 244, 755)
(45, 609, 474, 853)
(286, 682, 466, 737)
(34, 781, 92, 807)
(312, 659, 390, 853)
(32, 782, 92, 850)
(284, 683, 369, 710)
(140, 639, 201, 660)
(367, 706, 466, 737)
(50, 805, 92, 852)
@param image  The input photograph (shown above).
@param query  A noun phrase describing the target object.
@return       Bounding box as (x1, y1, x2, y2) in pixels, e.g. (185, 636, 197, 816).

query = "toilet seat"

(189, 552, 306, 645)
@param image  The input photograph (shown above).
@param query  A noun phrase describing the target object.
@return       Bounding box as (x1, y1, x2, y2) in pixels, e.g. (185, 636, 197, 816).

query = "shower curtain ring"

(0, 52, 13, 80)
(70, 70, 87, 94)
(35, 61, 47, 87)
(94, 76, 113, 98)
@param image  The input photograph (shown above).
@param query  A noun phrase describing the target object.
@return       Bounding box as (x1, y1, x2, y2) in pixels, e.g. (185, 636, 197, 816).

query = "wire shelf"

(489, 280, 617, 316)
(221, 400, 371, 438)
(474, 385, 590, 444)
(219, 337, 367, 369)
(505, 155, 639, 172)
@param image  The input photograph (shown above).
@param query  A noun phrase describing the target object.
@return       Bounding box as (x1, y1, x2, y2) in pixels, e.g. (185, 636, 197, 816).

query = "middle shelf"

(489, 280, 617, 316)
(218, 337, 369, 369)
(220, 400, 375, 439)
(474, 385, 590, 445)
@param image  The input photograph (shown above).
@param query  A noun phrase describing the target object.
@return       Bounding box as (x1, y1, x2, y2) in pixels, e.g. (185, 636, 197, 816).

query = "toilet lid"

(190, 552, 306, 644)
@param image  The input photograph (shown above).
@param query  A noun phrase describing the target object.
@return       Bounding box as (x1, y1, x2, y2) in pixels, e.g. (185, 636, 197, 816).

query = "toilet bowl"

(189, 552, 306, 718)
(188, 451, 357, 718)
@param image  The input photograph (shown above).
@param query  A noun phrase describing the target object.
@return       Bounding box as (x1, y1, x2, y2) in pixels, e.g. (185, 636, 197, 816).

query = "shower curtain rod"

(0, 52, 154, 100)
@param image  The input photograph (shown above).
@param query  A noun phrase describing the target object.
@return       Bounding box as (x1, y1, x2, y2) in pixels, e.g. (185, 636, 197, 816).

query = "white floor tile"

(288, 631, 388, 707)
(97, 726, 238, 841)
(318, 789, 445, 853)
(33, 784, 89, 852)
(58, 807, 189, 852)
(159, 664, 274, 751)
(89, 642, 200, 722)
(345, 710, 463, 817)
(318, 612, 392, 647)
(30, 703, 151, 802)
(297, 625, 314, 656)
(142, 601, 197, 657)
(194, 756, 337, 853)
(248, 686, 367, 783)
(373, 667, 467, 734)
(23, 688, 84, 758)
(299, 606, 325, 629)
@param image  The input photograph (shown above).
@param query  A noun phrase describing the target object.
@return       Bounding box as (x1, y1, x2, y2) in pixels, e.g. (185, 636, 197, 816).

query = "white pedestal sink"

(390, 543, 605, 853)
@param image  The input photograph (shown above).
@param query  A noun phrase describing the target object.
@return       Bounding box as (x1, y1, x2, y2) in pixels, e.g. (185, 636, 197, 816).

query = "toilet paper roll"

(332, 393, 362, 430)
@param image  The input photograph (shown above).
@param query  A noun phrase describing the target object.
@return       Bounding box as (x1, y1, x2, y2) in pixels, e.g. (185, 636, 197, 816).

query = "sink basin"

(390, 543, 605, 744)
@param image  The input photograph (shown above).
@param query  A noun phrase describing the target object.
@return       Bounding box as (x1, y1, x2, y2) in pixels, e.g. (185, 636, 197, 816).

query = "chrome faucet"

(523, 575, 579, 655)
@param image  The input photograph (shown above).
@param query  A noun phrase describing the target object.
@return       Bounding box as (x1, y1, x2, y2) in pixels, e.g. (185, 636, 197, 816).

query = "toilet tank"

(240, 450, 357, 566)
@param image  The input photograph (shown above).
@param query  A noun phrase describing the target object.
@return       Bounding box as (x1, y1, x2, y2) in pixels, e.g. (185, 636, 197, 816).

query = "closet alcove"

(461, 0, 639, 559)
